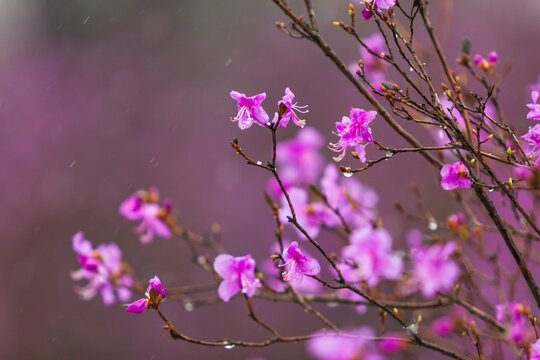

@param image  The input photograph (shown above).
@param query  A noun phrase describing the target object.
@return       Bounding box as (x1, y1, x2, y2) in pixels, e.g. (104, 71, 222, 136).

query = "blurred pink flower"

(320, 164, 378, 230)
(279, 187, 339, 239)
(496, 302, 533, 345)
(339, 227, 403, 287)
(527, 91, 540, 120)
(409, 242, 459, 297)
(307, 327, 384, 360)
(531, 339, 540, 360)
(267, 127, 324, 195)
(119, 191, 171, 244)
(71, 233, 134, 306)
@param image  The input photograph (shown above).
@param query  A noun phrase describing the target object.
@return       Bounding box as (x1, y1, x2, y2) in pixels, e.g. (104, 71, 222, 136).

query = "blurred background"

(2, 0, 540, 359)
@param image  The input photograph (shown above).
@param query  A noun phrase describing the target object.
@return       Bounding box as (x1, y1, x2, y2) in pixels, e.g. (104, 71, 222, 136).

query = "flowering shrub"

(71, 1, 540, 359)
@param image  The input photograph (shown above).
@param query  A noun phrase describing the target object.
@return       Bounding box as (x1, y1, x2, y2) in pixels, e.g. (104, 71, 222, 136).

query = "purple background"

(2, 0, 540, 358)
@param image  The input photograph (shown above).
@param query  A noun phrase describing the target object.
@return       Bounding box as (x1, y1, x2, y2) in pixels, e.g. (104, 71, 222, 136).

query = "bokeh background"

(2, 0, 540, 359)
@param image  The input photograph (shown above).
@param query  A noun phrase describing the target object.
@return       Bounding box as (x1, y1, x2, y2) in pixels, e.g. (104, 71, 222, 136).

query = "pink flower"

(279, 187, 339, 239)
(496, 302, 533, 345)
(358, 0, 396, 11)
(281, 241, 321, 283)
(339, 227, 403, 287)
(473, 51, 498, 70)
(320, 164, 378, 230)
(379, 333, 409, 354)
(71, 233, 134, 306)
(214, 254, 262, 302)
(119, 191, 172, 244)
(350, 34, 387, 89)
(307, 327, 384, 360)
(230, 91, 269, 130)
(126, 275, 167, 314)
(531, 339, 540, 360)
(273, 88, 308, 128)
(434, 98, 495, 147)
(330, 107, 376, 162)
(440, 161, 471, 190)
(520, 124, 540, 161)
(409, 242, 459, 297)
(267, 127, 324, 195)
(431, 307, 466, 337)
(527, 91, 540, 120)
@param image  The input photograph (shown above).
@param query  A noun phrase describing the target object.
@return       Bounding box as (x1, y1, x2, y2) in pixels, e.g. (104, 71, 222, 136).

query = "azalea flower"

(214, 254, 262, 302)
(230, 91, 269, 129)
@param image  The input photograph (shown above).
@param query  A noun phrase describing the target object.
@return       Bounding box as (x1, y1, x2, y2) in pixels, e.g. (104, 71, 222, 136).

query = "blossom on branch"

(272, 87, 308, 128)
(330, 107, 376, 162)
(230, 91, 269, 130)
(125, 275, 167, 314)
(281, 241, 321, 284)
(214, 254, 262, 302)
(440, 161, 471, 190)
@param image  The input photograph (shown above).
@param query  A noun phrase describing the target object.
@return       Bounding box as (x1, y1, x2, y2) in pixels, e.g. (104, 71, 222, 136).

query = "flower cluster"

(230, 88, 307, 130)
(71, 232, 134, 305)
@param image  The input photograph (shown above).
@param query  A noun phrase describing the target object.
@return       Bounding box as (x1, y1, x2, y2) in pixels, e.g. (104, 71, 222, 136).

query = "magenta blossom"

(531, 339, 540, 360)
(272, 88, 308, 128)
(520, 124, 540, 161)
(71, 233, 134, 306)
(281, 241, 321, 283)
(72, 231, 102, 272)
(119, 191, 172, 244)
(349, 33, 387, 90)
(230, 91, 269, 130)
(440, 161, 471, 190)
(527, 91, 540, 120)
(307, 327, 384, 360)
(357, 0, 396, 11)
(435, 98, 495, 147)
(496, 302, 533, 345)
(379, 333, 409, 354)
(279, 187, 339, 239)
(339, 226, 403, 287)
(267, 127, 324, 196)
(214, 254, 262, 302)
(125, 275, 166, 314)
(320, 164, 378, 230)
(409, 242, 459, 297)
(473, 51, 498, 70)
(330, 107, 376, 162)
